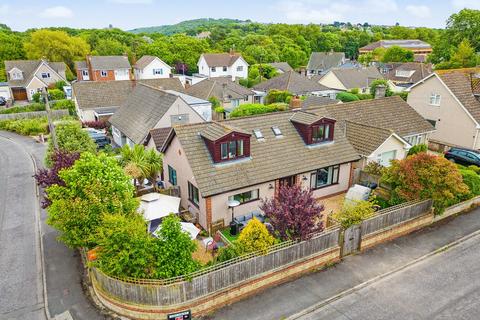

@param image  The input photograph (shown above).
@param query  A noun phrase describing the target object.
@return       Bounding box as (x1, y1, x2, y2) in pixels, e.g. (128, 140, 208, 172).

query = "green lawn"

(221, 228, 239, 243)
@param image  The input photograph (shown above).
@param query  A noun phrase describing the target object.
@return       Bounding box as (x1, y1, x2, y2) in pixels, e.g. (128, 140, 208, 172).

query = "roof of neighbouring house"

(4, 59, 67, 87)
(72, 78, 184, 111)
(163, 110, 360, 197)
(186, 77, 253, 101)
(165, 90, 210, 106)
(307, 52, 346, 71)
(437, 72, 480, 123)
(147, 127, 172, 151)
(253, 70, 330, 95)
(360, 40, 432, 51)
(268, 62, 294, 73)
(108, 84, 180, 144)
(201, 53, 245, 67)
(327, 67, 383, 90)
(301, 96, 340, 108)
(77, 55, 131, 70)
(383, 62, 433, 84)
(133, 55, 171, 70)
(305, 95, 434, 138)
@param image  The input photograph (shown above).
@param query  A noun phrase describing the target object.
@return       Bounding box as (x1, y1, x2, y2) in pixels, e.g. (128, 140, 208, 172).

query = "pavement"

(211, 206, 480, 320)
(0, 131, 104, 320)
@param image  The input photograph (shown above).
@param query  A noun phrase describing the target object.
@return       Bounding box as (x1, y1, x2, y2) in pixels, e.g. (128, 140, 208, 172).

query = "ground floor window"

(168, 165, 177, 185)
(228, 189, 259, 204)
(310, 165, 340, 189)
(376, 150, 397, 167)
(188, 181, 199, 207)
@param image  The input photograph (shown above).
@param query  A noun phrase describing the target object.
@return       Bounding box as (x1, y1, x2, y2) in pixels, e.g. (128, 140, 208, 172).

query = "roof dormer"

(200, 122, 251, 163)
(9, 67, 23, 81)
(290, 111, 336, 145)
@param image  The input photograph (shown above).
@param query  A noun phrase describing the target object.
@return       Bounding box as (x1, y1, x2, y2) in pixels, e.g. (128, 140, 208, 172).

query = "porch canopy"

(137, 192, 181, 222)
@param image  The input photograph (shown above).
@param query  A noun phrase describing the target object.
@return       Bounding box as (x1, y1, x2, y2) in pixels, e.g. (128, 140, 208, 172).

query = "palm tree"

(119, 145, 163, 188)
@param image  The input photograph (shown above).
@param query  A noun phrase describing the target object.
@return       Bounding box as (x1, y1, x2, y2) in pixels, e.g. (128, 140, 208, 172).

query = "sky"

(0, 0, 479, 31)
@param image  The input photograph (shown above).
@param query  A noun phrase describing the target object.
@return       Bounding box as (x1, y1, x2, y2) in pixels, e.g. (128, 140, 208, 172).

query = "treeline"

(0, 9, 479, 81)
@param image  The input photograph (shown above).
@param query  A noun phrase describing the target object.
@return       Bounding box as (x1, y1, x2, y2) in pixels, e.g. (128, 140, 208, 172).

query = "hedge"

(229, 103, 288, 118)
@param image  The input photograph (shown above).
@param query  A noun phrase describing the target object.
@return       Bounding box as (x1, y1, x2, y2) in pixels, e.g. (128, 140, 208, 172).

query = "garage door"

(12, 88, 27, 101)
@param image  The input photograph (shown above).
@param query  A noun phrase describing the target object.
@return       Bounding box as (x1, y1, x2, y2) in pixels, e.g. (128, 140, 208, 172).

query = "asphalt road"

(298, 233, 480, 320)
(0, 135, 46, 320)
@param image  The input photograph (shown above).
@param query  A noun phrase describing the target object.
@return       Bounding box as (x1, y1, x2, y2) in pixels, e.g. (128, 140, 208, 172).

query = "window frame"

(237, 66, 243, 72)
(100, 70, 108, 77)
(219, 139, 245, 161)
(188, 181, 199, 207)
(222, 66, 228, 72)
(310, 165, 340, 190)
(168, 165, 177, 186)
(429, 93, 441, 106)
(311, 124, 331, 143)
(228, 189, 259, 205)
(153, 68, 163, 75)
(211, 67, 216, 73)
(41, 72, 50, 79)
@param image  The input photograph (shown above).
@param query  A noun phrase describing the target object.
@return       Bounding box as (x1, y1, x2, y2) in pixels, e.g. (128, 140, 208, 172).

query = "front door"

(279, 175, 296, 188)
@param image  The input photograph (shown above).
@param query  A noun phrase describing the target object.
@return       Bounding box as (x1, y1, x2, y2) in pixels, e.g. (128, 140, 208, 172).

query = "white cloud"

(108, 0, 153, 4)
(406, 5, 432, 19)
(0, 4, 9, 16)
(452, 0, 480, 10)
(40, 6, 73, 19)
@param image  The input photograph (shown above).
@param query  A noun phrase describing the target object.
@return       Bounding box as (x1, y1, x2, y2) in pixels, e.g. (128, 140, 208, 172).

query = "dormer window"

(221, 140, 244, 160)
(10, 71, 23, 80)
(312, 124, 330, 143)
(290, 112, 335, 146)
(200, 123, 251, 163)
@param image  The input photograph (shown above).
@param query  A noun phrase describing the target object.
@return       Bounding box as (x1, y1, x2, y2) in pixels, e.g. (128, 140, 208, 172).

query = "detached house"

(307, 52, 346, 76)
(75, 55, 132, 81)
(4, 60, 68, 101)
(407, 72, 480, 150)
(109, 83, 209, 147)
(317, 67, 384, 93)
(379, 62, 433, 91)
(133, 55, 172, 80)
(197, 52, 248, 80)
(161, 111, 360, 231)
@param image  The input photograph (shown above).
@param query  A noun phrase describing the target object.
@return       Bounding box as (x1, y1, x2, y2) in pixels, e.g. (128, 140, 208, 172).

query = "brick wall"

(91, 70, 116, 81)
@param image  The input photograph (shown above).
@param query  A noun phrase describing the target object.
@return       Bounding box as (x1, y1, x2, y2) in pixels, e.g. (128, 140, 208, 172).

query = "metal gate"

(342, 224, 361, 255)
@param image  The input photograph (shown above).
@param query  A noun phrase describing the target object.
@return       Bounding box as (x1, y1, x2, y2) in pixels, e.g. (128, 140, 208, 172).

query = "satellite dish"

(227, 199, 240, 208)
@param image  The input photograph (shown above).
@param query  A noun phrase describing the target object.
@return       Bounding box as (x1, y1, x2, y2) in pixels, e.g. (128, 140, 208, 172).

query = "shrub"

(350, 88, 360, 94)
(0, 103, 45, 114)
(0, 117, 48, 135)
(237, 218, 276, 254)
(355, 93, 373, 100)
(460, 169, 480, 197)
(216, 243, 244, 263)
(48, 88, 64, 100)
(363, 161, 384, 176)
(468, 165, 480, 174)
(369, 79, 393, 98)
(51, 99, 75, 115)
(55, 80, 67, 91)
(209, 96, 220, 108)
(214, 106, 225, 114)
(32, 92, 42, 103)
(332, 200, 376, 229)
(408, 144, 428, 156)
(265, 90, 293, 105)
(229, 103, 287, 118)
(336, 92, 360, 102)
(394, 91, 409, 101)
(83, 120, 108, 130)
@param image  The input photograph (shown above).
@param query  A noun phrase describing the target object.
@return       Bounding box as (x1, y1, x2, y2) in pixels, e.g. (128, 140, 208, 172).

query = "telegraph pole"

(43, 87, 58, 149)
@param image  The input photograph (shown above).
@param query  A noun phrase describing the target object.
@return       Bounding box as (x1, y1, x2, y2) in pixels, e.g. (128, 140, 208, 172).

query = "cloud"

(452, 0, 480, 9)
(108, 0, 153, 4)
(406, 5, 431, 19)
(0, 4, 9, 16)
(40, 6, 73, 18)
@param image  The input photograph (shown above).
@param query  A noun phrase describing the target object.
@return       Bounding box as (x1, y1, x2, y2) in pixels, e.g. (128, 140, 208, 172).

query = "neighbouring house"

(160, 110, 361, 231)
(109, 83, 208, 147)
(317, 67, 384, 93)
(133, 55, 172, 80)
(186, 77, 254, 113)
(197, 52, 249, 80)
(407, 72, 480, 150)
(379, 62, 433, 91)
(0, 82, 12, 101)
(301, 96, 341, 109)
(253, 70, 338, 101)
(307, 52, 346, 76)
(304, 95, 435, 148)
(267, 62, 294, 74)
(359, 40, 432, 63)
(75, 55, 132, 82)
(4, 59, 68, 101)
(145, 127, 173, 153)
(72, 78, 185, 122)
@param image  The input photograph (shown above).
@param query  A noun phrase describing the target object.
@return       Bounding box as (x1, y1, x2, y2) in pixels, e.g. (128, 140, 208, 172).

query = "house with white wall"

(317, 67, 384, 93)
(75, 55, 132, 82)
(133, 55, 172, 80)
(197, 52, 248, 80)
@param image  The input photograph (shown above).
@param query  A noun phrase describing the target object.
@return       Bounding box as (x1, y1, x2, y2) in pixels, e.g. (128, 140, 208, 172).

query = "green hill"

(129, 18, 250, 35)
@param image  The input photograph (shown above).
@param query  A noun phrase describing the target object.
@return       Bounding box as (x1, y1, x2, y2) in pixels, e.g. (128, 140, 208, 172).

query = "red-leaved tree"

(34, 150, 80, 208)
(260, 185, 324, 241)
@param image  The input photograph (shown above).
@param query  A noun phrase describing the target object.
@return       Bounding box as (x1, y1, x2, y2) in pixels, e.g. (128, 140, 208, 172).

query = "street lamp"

(227, 199, 240, 235)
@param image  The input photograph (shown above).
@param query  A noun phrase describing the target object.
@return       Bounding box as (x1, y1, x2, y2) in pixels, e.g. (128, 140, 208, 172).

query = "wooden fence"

(361, 199, 433, 236)
(0, 109, 69, 120)
(91, 227, 340, 306)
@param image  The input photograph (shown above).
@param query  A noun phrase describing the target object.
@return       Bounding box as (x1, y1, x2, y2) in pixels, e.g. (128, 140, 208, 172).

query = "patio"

(319, 193, 346, 224)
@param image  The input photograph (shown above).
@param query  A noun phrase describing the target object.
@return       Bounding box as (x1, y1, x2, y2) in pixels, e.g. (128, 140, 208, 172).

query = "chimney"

(289, 96, 302, 109)
(374, 85, 386, 99)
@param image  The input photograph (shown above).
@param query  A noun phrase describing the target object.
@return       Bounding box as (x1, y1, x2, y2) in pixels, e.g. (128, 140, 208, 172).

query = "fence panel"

(91, 228, 340, 306)
(361, 199, 432, 236)
(0, 109, 69, 120)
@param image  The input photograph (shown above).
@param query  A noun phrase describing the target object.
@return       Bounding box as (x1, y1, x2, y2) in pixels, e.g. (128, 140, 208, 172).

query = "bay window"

(310, 165, 340, 189)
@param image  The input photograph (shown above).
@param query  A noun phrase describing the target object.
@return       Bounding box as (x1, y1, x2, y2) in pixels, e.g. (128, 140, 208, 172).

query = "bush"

(369, 79, 393, 98)
(336, 92, 360, 102)
(83, 120, 108, 130)
(355, 93, 373, 100)
(265, 90, 293, 105)
(51, 99, 75, 115)
(0, 103, 45, 114)
(0, 117, 48, 135)
(394, 91, 409, 101)
(363, 161, 384, 176)
(214, 106, 225, 113)
(229, 103, 287, 118)
(237, 218, 276, 254)
(48, 88, 64, 100)
(408, 144, 428, 156)
(468, 165, 480, 174)
(208, 96, 220, 108)
(332, 200, 376, 229)
(460, 169, 480, 197)
(216, 244, 244, 263)
(350, 88, 360, 94)
(55, 80, 67, 91)
(32, 92, 42, 103)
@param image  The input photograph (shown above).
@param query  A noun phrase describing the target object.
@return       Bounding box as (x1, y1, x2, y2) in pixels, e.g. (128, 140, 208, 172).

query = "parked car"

(0, 97, 6, 106)
(444, 147, 480, 166)
(84, 128, 110, 149)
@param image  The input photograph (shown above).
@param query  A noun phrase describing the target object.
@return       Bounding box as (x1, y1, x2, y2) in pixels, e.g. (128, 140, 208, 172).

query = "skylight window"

(272, 126, 282, 137)
(253, 129, 264, 140)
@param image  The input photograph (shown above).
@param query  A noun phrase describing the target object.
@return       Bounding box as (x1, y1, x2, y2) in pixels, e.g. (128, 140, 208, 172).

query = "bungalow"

(316, 67, 384, 93)
(186, 77, 254, 112)
(267, 62, 294, 74)
(359, 40, 432, 62)
(161, 111, 360, 231)
(307, 52, 346, 76)
(75, 55, 132, 81)
(109, 83, 209, 147)
(4, 59, 68, 101)
(197, 52, 249, 80)
(133, 55, 172, 80)
(301, 96, 341, 109)
(379, 62, 433, 91)
(72, 78, 185, 122)
(407, 72, 480, 150)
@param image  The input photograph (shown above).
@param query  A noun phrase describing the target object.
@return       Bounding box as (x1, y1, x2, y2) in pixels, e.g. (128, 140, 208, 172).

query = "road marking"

(286, 229, 480, 319)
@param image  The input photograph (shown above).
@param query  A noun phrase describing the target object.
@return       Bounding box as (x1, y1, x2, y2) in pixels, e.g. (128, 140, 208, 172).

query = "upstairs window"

(41, 72, 51, 79)
(253, 129, 264, 140)
(11, 72, 23, 80)
(82, 70, 89, 76)
(429, 93, 441, 106)
(168, 165, 177, 185)
(312, 124, 331, 143)
(211, 67, 216, 72)
(237, 66, 243, 72)
(272, 126, 282, 137)
(223, 66, 227, 72)
(153, 68, 163, 75)
(100, 70, 108, 77)
(220, 140, 244, 160)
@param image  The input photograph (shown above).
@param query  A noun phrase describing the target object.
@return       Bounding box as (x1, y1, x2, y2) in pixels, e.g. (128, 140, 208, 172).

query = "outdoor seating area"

(234, 210, 266, 230)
